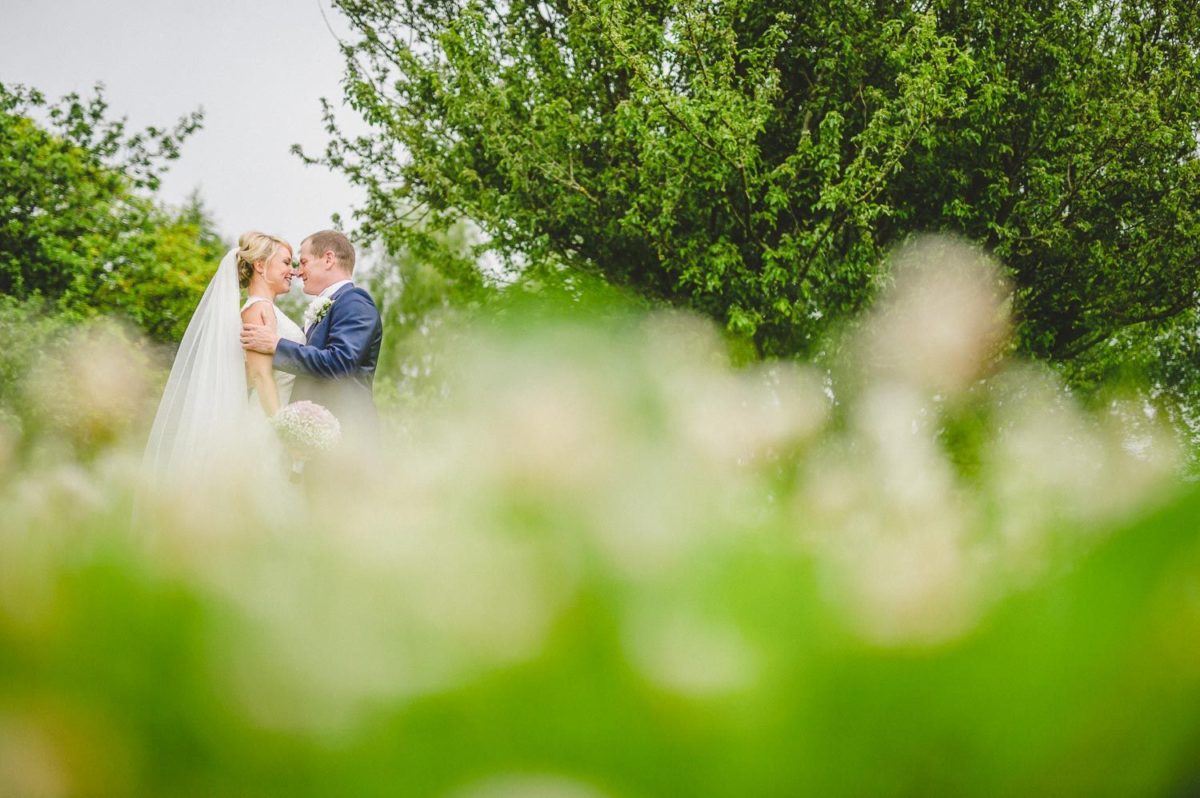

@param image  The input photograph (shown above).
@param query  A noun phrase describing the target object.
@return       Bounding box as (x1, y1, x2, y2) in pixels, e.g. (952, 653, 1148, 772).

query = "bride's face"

(259, 245, 294, 296)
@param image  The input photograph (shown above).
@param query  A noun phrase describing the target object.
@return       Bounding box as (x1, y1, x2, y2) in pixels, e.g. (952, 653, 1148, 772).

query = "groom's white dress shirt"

(320, 279, 353, 300)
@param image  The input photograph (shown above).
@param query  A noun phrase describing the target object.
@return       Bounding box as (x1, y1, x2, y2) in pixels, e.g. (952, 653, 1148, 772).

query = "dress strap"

(241, 296, 272, 312)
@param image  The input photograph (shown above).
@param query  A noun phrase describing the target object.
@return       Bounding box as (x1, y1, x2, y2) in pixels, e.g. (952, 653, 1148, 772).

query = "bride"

(238, 233, 306, 416)
(142, 232, 304, 485)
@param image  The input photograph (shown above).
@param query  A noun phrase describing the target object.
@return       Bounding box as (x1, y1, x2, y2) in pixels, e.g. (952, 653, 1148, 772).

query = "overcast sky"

(1, 0, 366, 246)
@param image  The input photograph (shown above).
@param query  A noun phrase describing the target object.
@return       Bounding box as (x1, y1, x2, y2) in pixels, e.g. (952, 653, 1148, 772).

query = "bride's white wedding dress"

(143, 249, 304, 489)
(242, 296, 305, 414)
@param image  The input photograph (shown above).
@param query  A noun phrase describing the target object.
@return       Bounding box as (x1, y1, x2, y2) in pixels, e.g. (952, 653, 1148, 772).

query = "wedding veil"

(143, 248, 249, 484)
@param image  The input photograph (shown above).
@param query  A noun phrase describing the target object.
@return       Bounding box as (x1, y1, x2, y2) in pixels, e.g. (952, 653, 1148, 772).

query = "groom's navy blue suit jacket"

(274, 283, 383, 429)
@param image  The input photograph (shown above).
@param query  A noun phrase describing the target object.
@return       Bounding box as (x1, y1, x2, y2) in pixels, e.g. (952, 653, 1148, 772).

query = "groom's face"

(296, 241, 329, 296)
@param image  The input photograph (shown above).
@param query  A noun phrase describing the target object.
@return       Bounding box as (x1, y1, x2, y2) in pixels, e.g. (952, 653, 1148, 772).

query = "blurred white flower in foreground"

(449, 774, 611, 798)
(855, 236, 1011, 397)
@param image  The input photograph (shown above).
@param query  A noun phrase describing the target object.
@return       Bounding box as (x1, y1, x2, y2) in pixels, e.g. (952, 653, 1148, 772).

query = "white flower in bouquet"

(272, 401, 341, 460)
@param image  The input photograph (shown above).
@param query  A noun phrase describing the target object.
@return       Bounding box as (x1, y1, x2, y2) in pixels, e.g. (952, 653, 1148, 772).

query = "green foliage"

(364, 221, 494, 409)
(365, 218, 658, 411)
(0, 83, 226, 342)
(6, 494, 1200, 795)
(87, 192, 229, 342)
(892, 1, 1200, 362)
(315, 0, 1200, 365)
(0, 298, 155, 460)
(0, 297, 75, 440)
(1, 288, 1197, 794)
(1058, 307, 1200, 470)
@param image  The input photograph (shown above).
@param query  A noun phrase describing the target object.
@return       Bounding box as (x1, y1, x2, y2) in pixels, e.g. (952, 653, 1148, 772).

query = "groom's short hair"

(305, 230, 356, 275)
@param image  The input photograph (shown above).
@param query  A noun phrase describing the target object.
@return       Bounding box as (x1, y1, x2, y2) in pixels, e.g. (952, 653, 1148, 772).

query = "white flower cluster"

(272, 400, 341, 459)
(303, 297, 333, 329)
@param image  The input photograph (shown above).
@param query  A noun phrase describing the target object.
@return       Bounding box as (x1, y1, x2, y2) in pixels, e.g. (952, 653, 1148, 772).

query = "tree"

(0, 83, 226, 342)
(363, 220, 491, 408)
(887, 1, 1200, 361)
(313, 0, 1200, 363)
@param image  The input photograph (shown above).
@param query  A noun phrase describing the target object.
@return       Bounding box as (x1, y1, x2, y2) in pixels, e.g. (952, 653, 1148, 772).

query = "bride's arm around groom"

(240, 230, 383, 434)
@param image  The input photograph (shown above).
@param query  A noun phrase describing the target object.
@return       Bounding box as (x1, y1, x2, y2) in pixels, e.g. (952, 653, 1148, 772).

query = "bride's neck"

(247, 275, 275, 301)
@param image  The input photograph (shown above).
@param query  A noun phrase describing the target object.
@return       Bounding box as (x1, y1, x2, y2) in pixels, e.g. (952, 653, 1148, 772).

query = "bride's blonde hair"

(236, 231, 291, 288)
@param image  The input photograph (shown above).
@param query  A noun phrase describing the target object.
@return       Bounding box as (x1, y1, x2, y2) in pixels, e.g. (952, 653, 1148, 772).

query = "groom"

(240, 230, 383, 438)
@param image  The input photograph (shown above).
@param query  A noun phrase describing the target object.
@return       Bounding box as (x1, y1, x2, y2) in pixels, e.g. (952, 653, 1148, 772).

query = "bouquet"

(272, 400, 341, 460)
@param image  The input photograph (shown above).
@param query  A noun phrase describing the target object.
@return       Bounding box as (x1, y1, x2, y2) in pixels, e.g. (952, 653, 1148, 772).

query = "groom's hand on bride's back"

(240, 323, 280, 355)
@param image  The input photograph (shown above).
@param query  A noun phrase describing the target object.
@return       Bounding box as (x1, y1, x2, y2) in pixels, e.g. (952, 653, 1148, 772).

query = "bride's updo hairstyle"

(236, 231, 291, 288)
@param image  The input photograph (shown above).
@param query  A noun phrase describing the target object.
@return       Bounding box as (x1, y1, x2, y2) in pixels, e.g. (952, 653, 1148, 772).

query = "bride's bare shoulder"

(240, 301, 275, 327)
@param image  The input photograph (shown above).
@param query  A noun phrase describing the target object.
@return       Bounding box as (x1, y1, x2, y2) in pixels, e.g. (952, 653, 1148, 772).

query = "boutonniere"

(304, 297, 333, 328)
